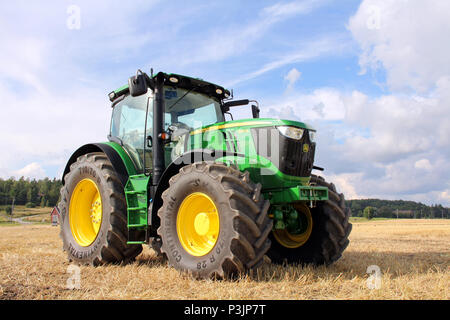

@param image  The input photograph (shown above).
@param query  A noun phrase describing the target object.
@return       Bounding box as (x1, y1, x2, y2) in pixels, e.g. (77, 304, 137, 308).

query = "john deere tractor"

(58, 70, 352, 278)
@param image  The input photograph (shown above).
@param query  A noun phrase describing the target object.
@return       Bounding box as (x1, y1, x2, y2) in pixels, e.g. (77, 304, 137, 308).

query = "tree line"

(0, 177, 62, 210)
(346, 199, 449, 219)
(1, 176, 449, 220)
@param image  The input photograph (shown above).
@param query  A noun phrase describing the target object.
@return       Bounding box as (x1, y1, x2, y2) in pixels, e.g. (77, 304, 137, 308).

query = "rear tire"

(157, 162, 272, 279)
(267, 175, 352, 265)
(58, 152, 142, 265)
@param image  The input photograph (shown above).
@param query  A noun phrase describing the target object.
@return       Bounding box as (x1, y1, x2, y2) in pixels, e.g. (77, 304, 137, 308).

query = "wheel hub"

(176, 192, 220, 257)
(69, 179, 103, 247)
(272, 204, 313, 249)
(90, 199, 102, 224)
(193, 212, 210, 236)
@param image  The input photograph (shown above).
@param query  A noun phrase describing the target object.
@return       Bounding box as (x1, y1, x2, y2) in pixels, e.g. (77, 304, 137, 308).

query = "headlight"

(309, 130, 316, 142)
(277, 126, 304, 140)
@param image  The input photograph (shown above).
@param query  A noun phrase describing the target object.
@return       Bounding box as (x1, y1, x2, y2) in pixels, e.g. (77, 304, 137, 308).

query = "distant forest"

(0, 177, 449, 219)
(0, 177, 62, 209)
(346, 199, 449, 219)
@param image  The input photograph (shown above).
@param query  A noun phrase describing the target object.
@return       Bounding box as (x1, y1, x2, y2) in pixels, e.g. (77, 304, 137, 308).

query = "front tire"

(157, 162, 272, 279)
(267, 175, 352, 265)
(58, 152, 142, 265)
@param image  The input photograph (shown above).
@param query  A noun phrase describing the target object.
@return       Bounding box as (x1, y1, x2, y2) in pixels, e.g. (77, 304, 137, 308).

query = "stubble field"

(0, 219, 448, 300)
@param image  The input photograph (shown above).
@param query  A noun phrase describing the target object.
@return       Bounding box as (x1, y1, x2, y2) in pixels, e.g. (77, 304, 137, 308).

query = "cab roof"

(109, 72, 231, 102)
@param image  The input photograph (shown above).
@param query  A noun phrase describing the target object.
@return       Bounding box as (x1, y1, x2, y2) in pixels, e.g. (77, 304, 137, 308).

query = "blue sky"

(1, 0, 449, 206)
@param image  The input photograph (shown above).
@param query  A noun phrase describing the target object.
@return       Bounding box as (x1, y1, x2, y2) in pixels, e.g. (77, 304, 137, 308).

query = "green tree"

(378, 206, 393, 218)
(47, 179, 62, 206)
(40, 196, 47, 207)
(363, 206, 376, 220)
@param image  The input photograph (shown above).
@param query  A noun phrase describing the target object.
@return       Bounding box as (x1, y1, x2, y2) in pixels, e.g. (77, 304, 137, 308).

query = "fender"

(149, 149, 245, 234)
(62, 142, 137, 187)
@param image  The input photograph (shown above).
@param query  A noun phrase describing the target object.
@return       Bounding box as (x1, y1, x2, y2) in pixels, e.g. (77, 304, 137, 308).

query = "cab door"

(110, 91, 154, 174)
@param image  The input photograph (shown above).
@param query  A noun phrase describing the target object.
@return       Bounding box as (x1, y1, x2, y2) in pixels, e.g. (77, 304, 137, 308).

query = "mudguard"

(62, 142, 136, 187)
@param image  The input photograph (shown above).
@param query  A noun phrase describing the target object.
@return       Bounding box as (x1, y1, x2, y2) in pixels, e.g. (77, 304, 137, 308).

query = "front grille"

(251, 127, 315, 177)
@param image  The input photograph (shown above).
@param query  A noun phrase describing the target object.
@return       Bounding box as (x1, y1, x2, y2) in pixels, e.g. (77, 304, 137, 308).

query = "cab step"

(125, 174, 150, 244)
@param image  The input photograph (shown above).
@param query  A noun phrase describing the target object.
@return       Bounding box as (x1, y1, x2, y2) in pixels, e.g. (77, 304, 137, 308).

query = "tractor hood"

(183, 117, 317, 187)
(190, 118, 315, 136)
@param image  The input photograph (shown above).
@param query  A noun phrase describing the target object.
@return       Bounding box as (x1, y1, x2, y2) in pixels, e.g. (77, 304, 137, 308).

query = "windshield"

(163, 86, 224, 130)
(110, 87, 224, 172)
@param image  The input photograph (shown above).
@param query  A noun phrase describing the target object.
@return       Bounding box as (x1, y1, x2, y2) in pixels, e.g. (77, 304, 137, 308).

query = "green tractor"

(58, 70, 352, 278)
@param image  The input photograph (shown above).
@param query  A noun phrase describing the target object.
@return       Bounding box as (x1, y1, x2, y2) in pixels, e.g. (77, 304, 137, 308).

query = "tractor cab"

(107, 73, 253, 174)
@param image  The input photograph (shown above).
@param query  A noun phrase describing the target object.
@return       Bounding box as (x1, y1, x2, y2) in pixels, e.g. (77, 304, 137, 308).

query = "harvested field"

(0, 219, 448, 300)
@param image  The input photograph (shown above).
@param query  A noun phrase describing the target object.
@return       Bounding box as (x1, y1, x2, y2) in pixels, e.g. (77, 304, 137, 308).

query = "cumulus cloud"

(348, 0, 450, 92)
(414, 159, 432, 171)
(320, 0, 450, 205)
(0, 81, 109, 179)
(13, 163, 46, 180)
(263, 87, 346, 122)
(0, 1, 161, 179)
(259, 0, 449, 205)
(263, 77, 450, 205)
(343, 86, 450, 164)
(284, 68, 301, 90)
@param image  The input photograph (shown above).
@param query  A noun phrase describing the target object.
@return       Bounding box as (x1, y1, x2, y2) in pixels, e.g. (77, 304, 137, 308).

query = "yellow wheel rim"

(176, 192, 220, 257)
(273, 204, 313, 249)
(69, 179, 103, 247)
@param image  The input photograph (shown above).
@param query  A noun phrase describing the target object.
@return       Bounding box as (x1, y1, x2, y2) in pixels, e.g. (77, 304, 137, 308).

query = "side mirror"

(222, 99, 260, 119)
(222, 99, 250, 109)
(222, 99, 249, 114)
(251, 104, 260, 118)
(128, 70, 148, 97)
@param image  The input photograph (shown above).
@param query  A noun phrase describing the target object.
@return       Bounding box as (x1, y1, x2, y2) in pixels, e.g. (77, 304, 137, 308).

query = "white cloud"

(0, 30, 48, 94)
(439, 190, 450, 204)
(0, 1, 162, 180)
(263, 87, 346, 121)
(227, 36, 348, 87)
(348, 0, 450, 92)
(13, 163, 46, 180)
(268, 0, 450, 206)
(179, 0, 330, 66)
(284, 68, 301, 89)
(0, 82, 108, 179)
(262, 0, 328, 19)
(263, 76, 450, 205)
(414, 159, 432, 171)
(324, 173, 362, 200)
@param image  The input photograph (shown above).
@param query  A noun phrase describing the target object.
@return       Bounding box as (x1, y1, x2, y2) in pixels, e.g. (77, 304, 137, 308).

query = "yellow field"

(0, 219, 449, 300)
